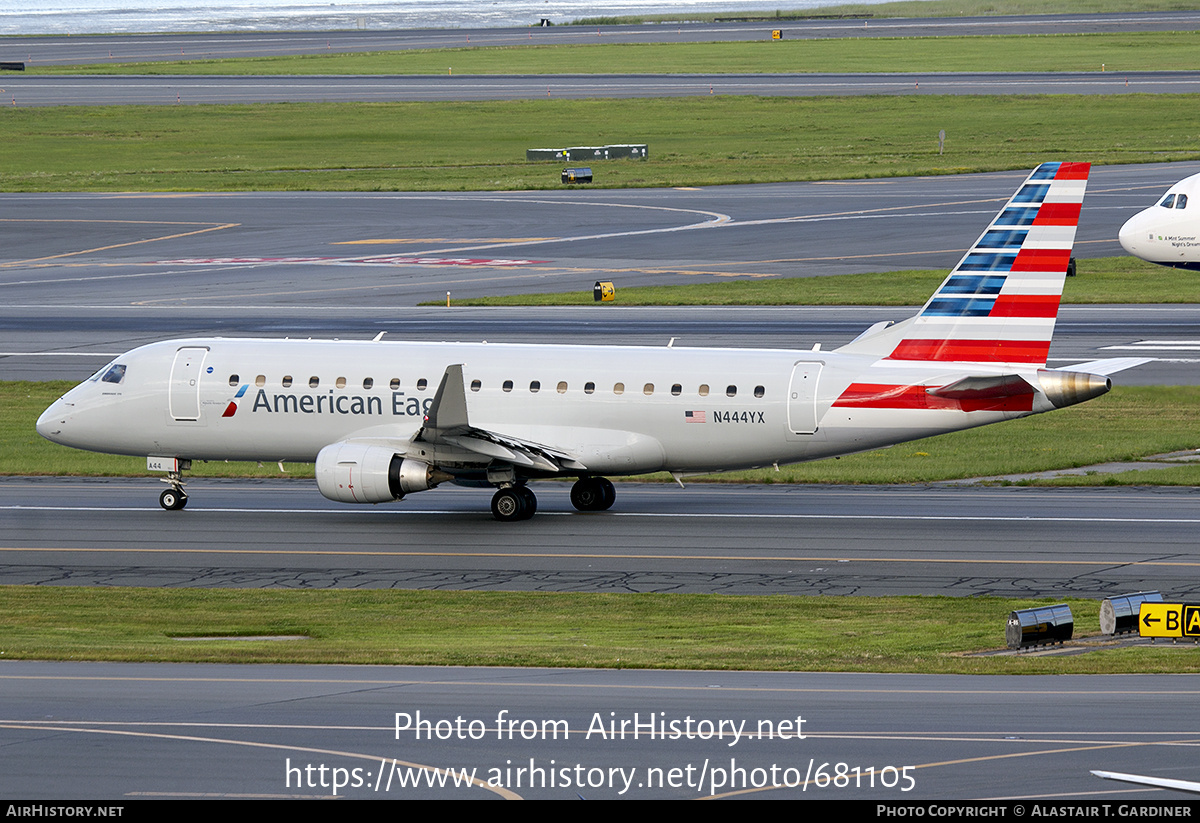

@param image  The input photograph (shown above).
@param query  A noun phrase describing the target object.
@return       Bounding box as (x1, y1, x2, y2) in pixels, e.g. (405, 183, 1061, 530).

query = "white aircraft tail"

(839, 162, 1090, 365)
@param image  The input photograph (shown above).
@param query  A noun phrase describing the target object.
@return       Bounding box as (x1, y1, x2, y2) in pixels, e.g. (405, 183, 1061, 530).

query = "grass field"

(31, 31, 1200, 76)
(4, 95, 1200, 192)
(438, 257, 1200, 306)
(1, 586, 1187, 672)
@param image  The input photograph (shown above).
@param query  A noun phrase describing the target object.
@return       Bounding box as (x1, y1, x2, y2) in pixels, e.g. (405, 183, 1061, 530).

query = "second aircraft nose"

(1118, 210, 1150, 258)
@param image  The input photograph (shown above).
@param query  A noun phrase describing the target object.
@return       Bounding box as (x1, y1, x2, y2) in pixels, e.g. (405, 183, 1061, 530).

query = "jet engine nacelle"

(315, 442, 446, 504)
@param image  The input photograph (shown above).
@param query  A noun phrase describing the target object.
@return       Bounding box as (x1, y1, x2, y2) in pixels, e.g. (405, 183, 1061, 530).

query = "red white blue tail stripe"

(886, 161, 1089, 366)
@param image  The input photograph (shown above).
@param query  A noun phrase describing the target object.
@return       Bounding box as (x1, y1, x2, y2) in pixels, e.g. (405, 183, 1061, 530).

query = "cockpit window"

(1161, 194, 1177, 208)
(100, 364, 126, 385)
(1177, 194, 1188, 209)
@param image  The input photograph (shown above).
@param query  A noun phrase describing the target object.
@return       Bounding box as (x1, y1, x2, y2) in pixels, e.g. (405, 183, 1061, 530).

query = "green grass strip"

(573, 0, 1200, 22)
(4, 95, 1200, 192)
(30, 32, 1200, 76)
(0, 587, 1186, 672)
(439, 258, 1196, 306)
(9, 384, 1198, 485)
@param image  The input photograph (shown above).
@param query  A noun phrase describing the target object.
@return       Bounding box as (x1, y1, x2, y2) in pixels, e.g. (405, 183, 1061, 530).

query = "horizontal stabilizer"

(1060, 357, 1153, 376)
(1091, 770, 1200, 795)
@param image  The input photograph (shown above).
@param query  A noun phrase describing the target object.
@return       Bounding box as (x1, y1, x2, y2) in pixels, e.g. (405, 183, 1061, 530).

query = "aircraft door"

(169, 347, 208, 421)
(787, 362, 823, 435)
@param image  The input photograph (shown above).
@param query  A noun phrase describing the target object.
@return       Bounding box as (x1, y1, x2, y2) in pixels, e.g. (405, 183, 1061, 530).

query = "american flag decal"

(685, 410, 706, 423)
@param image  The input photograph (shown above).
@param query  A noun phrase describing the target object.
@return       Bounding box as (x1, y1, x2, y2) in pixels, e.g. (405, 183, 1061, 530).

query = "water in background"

(0, 0, 876, 35)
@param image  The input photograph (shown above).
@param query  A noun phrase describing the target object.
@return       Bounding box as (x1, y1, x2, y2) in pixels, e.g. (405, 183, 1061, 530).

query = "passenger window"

(255, 375, 266, 387)
(228, 374, 239, 386)
(417, 378, 428, 391)
(363, 378, 373, 390)
(390, 378, 400, 390)
(726, 385, 737, 397)
(530, 380, 541, 393)
(754, 385, 765, 398)
(1178, 194, 1189, 209)
(282, 375, 293, 388)
(471, 379, 481, 392)
(584, 382, 595, 394)
(671, 384, 682, 396)
(336, 377, 346, 389)
(1161, 194, 1176, 208)
(309, 376, 319, 388)
(502, 380, 513, 393)
(557, 381, 568, 394)
(643, 383, 654, 395)
(698, 384, 709, 397)
(614, 382, 625, 395)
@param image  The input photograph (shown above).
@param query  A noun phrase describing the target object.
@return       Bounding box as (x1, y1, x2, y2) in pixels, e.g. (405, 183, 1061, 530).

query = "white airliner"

(1118, 170, 1200, 269)
(37, 162, 1144, 520)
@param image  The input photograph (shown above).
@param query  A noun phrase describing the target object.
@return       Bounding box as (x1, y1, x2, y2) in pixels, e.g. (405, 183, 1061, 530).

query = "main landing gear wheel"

(491, 486, 537, 522)
(159, 488, 188, 511)
(570, 477, 615, 512)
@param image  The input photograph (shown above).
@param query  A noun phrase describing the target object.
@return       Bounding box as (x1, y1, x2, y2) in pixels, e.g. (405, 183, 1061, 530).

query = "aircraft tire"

(597, 477, 616, 511)
(570, 477, 614, 512)
(517, 485, 537, 517)
(159, 489, 187, 511)
(491, 487, 527, 522)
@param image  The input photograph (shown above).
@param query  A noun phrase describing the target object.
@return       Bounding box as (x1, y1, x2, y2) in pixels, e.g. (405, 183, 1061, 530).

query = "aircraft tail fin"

(839, 162, 1090, 365)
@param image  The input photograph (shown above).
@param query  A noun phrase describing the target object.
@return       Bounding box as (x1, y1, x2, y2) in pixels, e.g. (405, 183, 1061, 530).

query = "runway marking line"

(0, 222, 240, 269)
(0, 720, 519, 800)
(711, 736, 1200, 799)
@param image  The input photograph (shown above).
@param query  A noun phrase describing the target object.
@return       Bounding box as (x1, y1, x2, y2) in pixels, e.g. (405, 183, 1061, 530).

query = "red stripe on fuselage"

(833, 383, 1034, 412)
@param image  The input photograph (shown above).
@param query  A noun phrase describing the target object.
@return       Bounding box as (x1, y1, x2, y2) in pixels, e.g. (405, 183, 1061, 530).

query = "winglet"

(424, 364, 470, 430)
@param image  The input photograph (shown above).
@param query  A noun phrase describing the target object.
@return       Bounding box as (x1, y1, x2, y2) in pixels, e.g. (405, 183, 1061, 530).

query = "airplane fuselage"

(38, 336, 1049, 476)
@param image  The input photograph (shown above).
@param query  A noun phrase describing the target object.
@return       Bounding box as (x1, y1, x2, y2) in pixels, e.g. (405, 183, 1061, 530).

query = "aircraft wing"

(1091, 770, 1200, 794)
(415, 364, 588, 473)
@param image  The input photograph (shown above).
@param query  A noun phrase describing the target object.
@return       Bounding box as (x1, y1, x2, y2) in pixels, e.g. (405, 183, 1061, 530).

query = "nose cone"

(1118, 209, 1152, 259)
(36, 397, 71, 444)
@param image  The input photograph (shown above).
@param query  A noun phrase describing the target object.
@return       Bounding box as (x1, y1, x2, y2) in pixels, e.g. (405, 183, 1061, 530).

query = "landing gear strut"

(158, 468, 188, 511)
(570, 476, 615, 512)
(490, 484, 537, 522)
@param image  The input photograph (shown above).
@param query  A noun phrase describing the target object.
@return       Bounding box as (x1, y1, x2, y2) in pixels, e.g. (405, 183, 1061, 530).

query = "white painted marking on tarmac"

(0, 351, 121, 356)
(5, 505, 1200, 524)
(1104, 340, 1200, 350)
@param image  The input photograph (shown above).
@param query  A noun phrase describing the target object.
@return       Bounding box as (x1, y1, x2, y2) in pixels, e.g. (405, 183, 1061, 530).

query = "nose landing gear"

(157, 464, 190, 511)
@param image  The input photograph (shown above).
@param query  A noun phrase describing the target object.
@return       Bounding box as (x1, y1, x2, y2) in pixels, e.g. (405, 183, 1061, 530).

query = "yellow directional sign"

(1138, 603, 1200, 638)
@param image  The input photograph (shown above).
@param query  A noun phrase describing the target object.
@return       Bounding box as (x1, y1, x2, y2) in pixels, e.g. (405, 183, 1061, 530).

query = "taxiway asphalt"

(4, 661, 1193, 799)
(9, 70, 1200, 105)
(4, 478, 1200, 599)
